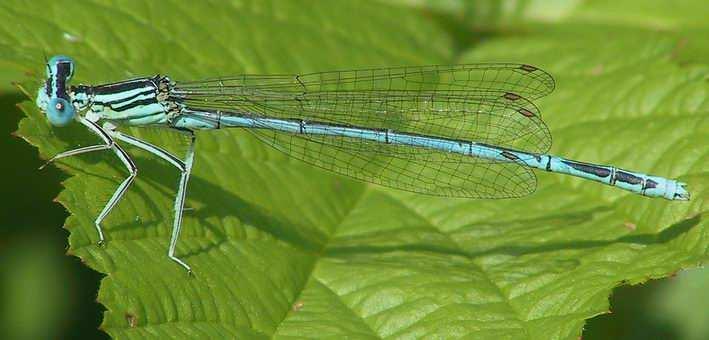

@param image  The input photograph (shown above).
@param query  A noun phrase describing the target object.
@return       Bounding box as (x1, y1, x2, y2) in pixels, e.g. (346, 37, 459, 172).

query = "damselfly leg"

(108, 128, 197, 273)
(40, 117, 137, 245)
(41, 118, 197, 272)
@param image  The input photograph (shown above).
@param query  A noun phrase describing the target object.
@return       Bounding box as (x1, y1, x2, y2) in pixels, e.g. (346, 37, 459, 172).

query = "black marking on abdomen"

(477, 142, 518, 153)
(501, 151, 520, 161)
(562, 160, 611, 177)
(520, 64, 537, 72)
(644, 179, 658, 190)
(615, 171, 643, 185)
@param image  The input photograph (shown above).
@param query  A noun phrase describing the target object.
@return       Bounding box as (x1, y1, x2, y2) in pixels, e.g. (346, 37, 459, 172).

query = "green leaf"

(3, 0, 707, 339)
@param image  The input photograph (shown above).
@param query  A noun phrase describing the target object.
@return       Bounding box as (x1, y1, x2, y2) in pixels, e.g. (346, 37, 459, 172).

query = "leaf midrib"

(270, 187, 373, 339)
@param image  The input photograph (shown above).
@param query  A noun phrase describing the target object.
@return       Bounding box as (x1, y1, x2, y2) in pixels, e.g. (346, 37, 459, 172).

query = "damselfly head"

(36, 55, 76, 126)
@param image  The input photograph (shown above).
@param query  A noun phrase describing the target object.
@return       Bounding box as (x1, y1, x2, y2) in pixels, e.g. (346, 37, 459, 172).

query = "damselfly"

(36, 56, 690, 272)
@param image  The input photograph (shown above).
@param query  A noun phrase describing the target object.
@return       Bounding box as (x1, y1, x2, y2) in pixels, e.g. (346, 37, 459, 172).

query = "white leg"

(42, 118, 137, 245)
(109, 128, 196, 273)
(169, 132, 196, 273)
(94, 142, 137, 245)
(39, 118, 115, 169)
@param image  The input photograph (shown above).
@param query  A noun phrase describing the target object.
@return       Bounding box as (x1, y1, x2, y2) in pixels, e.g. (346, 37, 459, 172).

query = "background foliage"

(0, 0, 706, 339)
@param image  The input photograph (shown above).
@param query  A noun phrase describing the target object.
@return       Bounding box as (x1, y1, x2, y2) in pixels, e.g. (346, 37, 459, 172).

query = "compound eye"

(46, 97, 75, 126)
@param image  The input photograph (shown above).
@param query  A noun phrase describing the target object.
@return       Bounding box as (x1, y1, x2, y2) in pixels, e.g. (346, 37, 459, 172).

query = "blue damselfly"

(35, 56, 690, 272)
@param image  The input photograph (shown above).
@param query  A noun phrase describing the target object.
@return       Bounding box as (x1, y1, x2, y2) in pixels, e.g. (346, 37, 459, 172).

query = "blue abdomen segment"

(508, 154, 688, 200)
(173, 110, 689, 201)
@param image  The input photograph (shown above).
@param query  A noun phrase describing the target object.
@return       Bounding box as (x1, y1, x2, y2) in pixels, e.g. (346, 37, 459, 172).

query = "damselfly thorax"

(69, 75, 180, 126)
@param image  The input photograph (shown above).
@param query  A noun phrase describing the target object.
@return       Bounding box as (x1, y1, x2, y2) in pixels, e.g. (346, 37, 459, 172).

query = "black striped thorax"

(71, 75, 182, 125)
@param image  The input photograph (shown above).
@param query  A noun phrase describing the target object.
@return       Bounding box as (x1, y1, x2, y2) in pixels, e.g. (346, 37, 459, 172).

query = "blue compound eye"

(46, 97, 75, 126)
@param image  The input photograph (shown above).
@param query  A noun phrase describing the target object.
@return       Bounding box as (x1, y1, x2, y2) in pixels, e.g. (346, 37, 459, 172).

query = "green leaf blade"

(6, 0, 707, 339)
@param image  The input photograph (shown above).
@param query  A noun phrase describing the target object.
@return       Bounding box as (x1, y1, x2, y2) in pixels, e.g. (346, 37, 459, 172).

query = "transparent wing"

(207, 90, 550, 152)
(177, 63, 555, 100)
(173, 64, 555, 198)
(243, 124, 539, 198)
(176, 92, 552, 153)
